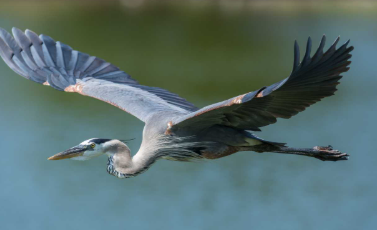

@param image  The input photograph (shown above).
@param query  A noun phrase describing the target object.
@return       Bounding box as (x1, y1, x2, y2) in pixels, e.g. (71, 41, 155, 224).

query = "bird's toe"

(314, 146, 349, 161)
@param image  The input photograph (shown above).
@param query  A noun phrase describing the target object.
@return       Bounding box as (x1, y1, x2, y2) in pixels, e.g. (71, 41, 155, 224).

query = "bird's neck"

(106, 147, 157, 179)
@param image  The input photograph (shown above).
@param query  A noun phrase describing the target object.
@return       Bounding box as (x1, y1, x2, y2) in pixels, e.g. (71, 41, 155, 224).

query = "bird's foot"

(313, 145, 349, 161)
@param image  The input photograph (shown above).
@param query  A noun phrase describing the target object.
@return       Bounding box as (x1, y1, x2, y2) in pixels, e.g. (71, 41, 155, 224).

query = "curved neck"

(106, 146, 157, 179)
(105, 135, 209, 178)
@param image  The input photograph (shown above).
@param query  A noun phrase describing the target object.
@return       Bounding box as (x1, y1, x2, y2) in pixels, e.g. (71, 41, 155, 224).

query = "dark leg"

(243, 144, 349, 161)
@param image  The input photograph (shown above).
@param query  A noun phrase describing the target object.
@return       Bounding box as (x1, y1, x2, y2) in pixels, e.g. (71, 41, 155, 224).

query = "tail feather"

(244, 131, 286, 147)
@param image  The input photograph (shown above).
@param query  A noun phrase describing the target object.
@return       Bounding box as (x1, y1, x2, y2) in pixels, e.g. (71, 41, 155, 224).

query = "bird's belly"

(201, 144, 240, 159)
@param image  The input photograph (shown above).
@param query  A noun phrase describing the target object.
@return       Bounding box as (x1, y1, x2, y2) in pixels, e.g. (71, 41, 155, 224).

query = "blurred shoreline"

(2, 0, 377, 13)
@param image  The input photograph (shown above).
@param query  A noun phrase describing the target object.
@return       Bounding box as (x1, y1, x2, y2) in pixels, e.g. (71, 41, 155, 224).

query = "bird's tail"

(243, 131, 286, 147)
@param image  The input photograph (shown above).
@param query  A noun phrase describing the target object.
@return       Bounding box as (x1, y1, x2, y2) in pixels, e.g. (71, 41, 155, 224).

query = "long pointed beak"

(48, 145, 87, 160)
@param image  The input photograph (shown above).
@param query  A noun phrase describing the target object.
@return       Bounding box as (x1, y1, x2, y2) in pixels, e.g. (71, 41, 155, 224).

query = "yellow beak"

(48, 145, 87, 160)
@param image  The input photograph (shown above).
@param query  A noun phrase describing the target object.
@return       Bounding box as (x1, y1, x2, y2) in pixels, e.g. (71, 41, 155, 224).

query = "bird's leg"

(273, 145, 349, 161)
(245, 144, 349, 161)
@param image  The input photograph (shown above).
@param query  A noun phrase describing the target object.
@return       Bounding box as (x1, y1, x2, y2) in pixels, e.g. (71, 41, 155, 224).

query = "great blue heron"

(0, 27, 352, 178)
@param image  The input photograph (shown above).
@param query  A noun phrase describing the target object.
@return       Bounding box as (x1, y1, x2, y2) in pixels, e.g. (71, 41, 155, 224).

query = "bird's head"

(47, 138, 129, 161)
(48, 138, 136, 178)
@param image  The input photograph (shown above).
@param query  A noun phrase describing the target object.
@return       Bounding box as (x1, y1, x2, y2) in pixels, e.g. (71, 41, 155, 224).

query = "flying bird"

(0, 27, 352, 178)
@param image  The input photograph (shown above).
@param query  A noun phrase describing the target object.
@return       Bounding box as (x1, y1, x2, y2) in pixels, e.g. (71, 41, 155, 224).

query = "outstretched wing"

(0, 27, 197, 122)
(171, 36, 353, 132)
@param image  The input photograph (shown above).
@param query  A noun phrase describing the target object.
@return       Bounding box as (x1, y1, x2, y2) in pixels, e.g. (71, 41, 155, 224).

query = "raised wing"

(171, 36, 353, 132)
(0, 27, 197, 122)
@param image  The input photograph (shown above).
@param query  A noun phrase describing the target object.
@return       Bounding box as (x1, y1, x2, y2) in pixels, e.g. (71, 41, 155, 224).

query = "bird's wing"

(0, 28, 197, 122)
(171, 36, 353, 132)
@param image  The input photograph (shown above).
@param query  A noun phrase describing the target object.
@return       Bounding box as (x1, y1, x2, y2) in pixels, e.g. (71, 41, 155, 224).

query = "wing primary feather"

(46, 74, 62, 90)
(327, 36, 340, 54)
(0, 28, 22, 60)
(344, 39, 350, 47)
(12, 28, 36, 68)
(57, 74, 70, 88)
(59, 43, 73, 69)
(85, 61, 111, 76)
(40, 35, 56, 67)
(292, 40, 300, 73)
(20, 49, 38, 71)
(0, 28, 29, 77)
(301, 37, 312, 67)
(67, 50, 78, 75)
(25, 29, 45, 63)
(12, 55, 33, 77)
(79, 55, 96, 73)
(0, 37, 25, 77)
(30, 45, 47, 68)
(311, 35, 326, 64)
(95, 70, 128, 79)
(75, 52, 91, 78)
(28, 69, 46, 83)
(55, 42, 66, 69)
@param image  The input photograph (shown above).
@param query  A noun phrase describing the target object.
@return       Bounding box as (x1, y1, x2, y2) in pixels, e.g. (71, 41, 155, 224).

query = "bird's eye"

(90, 143, 96, 148)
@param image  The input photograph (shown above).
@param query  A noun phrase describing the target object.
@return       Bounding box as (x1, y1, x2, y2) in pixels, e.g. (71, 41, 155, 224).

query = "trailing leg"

(241, 143, 349, 161)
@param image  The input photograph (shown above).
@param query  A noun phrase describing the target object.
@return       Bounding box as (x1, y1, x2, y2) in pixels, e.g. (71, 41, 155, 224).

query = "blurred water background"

(0, 1, 376, 229)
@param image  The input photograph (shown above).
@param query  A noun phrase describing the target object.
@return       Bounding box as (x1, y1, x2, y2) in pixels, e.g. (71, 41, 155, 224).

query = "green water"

(0, 2, 376, 230)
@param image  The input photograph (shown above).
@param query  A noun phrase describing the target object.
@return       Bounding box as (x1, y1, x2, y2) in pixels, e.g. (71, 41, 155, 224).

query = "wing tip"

(11, 27, 22, 34)
(292, 40, 300, 72)
(331, 36, 340, 48)
(320, 34, 327, 45)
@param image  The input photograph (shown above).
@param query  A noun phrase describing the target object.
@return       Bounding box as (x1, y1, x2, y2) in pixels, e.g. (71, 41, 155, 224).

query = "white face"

(71, 139, 106, 161)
